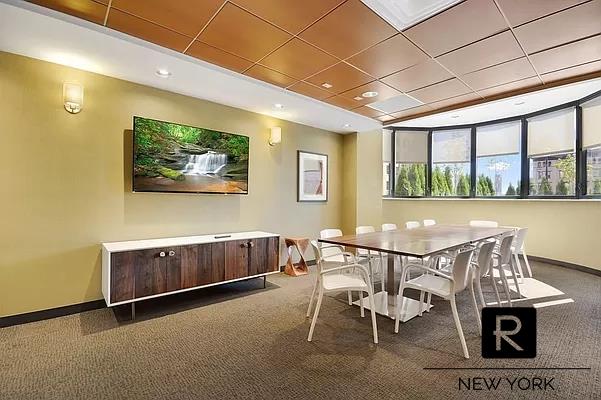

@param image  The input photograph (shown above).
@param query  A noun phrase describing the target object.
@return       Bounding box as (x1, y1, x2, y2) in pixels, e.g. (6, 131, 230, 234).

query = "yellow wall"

(0, 52, 344, 317)
(341, 134, 357, 235)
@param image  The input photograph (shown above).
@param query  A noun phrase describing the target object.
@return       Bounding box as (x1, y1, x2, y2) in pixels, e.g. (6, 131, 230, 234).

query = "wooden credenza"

(102, 231, 280, 307)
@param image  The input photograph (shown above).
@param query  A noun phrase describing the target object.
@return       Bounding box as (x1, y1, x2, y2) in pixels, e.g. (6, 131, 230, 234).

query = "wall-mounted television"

(133, 116, 249, 194)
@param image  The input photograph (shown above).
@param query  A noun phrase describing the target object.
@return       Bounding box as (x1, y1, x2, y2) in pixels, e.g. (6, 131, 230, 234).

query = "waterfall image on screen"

(133, 117, 249, 194)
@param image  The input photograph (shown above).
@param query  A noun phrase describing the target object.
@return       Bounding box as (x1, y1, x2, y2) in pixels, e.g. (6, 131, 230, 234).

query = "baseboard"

(0, 300, 106, 328)
(529, 255, 601, 277)
(278, 259, 316, 272)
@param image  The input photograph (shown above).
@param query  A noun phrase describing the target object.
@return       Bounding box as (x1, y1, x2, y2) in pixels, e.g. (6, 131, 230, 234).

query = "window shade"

(395, 130, 428, 163)
(527, 108, 575, 156)
(383, 130, 392, 162)
(582, 96, 601, 149)
(432, 129, 470, 163)
(476, 121, 521, 157)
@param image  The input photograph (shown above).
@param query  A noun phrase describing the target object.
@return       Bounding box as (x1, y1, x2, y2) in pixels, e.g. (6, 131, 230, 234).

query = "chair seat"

(322, 273, 368, 291)
(404, 274, 452, 297)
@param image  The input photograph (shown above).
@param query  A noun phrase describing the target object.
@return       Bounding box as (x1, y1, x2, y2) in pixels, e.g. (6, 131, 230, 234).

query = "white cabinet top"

(102, 231, 279, 252)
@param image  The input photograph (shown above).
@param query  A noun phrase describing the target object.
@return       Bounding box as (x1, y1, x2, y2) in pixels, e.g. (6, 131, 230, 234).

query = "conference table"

(318, 224, 512, 322)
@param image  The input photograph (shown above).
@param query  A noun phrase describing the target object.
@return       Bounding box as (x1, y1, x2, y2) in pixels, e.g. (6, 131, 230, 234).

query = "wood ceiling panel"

(323, 95, 363, 109)
(27, 0, 108, 24)
(476, 77, 542, 98)
(427, 93, 481, 110)
(260, 38, 338, 80)
(381, 59, 453, 92)
(529, 34, 601, 74)
(346, 34, 427, 78)
(404, 0, 507, 57)
(436, 31, 524, 76)
(186, 41, 254, 72)
(541, 60, 601, 84)
(513, 0, 601, 54)
(288, 81, 334, 100)
(244, 65, 297, 87)
(231, 0, 343, 34)
(198, 3, 291, 62)
(408, 78, 472, 103)
(389, 105, 433, 119)
(352, 106, 386, 118)
(461, 58, 537, 91)
(340, 81, 402, 105)
(111, 0, 224, 37)
(496, 0, 588, 27)
(107, 9, 191, 52)
(299, 0, 397, 59)
(377, 114, 396, 122)
(305, 62, 374, 94)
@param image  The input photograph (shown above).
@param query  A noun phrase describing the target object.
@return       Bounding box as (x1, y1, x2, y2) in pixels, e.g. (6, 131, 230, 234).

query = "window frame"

(384, 89, 601, 200)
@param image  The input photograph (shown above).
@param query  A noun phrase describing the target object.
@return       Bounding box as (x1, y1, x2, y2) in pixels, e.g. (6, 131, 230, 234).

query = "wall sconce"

(269, 126, 281, 146)
(63, 83, 83, 114)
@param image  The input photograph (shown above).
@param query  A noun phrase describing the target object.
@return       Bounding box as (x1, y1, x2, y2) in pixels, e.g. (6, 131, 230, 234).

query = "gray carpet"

(0, 260, 599, 400)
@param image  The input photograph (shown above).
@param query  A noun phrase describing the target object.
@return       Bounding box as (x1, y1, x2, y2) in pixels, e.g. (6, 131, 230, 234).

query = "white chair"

(394, 248, 477, 359)
(381, 223, 397, 231)
(469, 220, 499, 228)
(307, 241, 378, 344)
(492, 234, 520, 304)
(470, 241, 501, 318)
(423, 219, 436, 226)
(320, 228, 354, 305)
(355, 226, 385, 292)
(405, 221, 420, 229)
(511, 228, 532, 278)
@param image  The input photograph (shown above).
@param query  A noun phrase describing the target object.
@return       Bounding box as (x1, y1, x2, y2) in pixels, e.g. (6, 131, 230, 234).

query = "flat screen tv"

(133, 116, 249, 194)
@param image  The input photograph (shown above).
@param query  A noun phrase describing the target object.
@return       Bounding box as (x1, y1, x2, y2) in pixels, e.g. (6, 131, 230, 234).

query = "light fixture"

(343, 123, 351, 128)
(321, 82, 333, 89)
(451, 114, 460, 118)
(361, 0, 463, 31)
(514, 100, 526, 105)
(362, 91, 378, 98)
(156, 68, 172, 78)
(274, 103, 284, 109)
(269, 127, 282, 146)
(353, 96, 364, 101)
(63, 83, 83, 114)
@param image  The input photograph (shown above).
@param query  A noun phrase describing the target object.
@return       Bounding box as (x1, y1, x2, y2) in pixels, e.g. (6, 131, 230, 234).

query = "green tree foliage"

(444, 167, 454, 196)
(485, 176, 495, 195)
(554, 153, 576, 187)
(594, 180, 601, 195)
(540, 177, 553, 195)
(395, 165, 412, 196)
(431, 166, 444, 196)
(556, 180, 569, 195)
(477, 174, 496, 196)
(456, 175, 470, 196)
(506, 183, 516, 196)
(530, 183, 537, 195)
(395, 164, 426, 196)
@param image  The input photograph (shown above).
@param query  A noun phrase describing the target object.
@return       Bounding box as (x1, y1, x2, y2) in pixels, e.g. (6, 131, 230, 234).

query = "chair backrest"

(320, 229, 343, 259)
(451, 248, 475, 293)
(423, 219, 436, 226)
(356, 226, 375, 235)
(476, 241, 496, 277)
(498, 234, 514, 265)
(310, 240, 323, 274)
(382, 223, 397, 231)
(406, 221, 420, 229)
(512, 227, 528, 252)
(469, 220, 499, 228)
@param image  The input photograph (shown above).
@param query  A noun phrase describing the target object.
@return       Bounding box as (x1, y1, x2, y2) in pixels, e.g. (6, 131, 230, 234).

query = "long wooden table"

(318, 224, 512, 321)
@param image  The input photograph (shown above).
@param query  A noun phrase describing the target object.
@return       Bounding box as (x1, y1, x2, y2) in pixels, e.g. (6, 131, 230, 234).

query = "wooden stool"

(284, 237, 309, 276)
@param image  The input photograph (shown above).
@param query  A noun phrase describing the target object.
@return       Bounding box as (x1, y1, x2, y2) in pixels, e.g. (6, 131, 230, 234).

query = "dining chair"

(423, 219, 436, 226)
(491, 234, 519, 304)
(307, 241, 378, 344)
(320, 228, 354, 305)
(469, 220, 499, 228)
(405, 221, 420, 229)
(511, 228, 532, 278)
(355, 226, 385, 292)
(394, 248, 477, 359)
(381, 223, 397, 231)
(469, 241, 500, 331)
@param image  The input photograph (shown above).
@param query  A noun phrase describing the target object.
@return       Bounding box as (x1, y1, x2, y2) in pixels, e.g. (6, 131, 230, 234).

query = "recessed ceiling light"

(156, 68, 172, 78)
(274, 103, 284, 109)
(514, 101, 526, 105)
(362, 91, 378, 98)
(354, 96, 364, 101)
(321, 82, 333, 89)
(451, 114, 460, 118)
(343, 123, 351, 128)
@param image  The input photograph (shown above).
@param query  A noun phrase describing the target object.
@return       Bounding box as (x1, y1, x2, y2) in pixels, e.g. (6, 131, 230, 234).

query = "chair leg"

(499, 269, 513, 307)
(426, 292, 432, 312)
(368, 289, 379, 344)
(523, 251, 533, 278)
(418, 291, 425, 316)
(513, 253, 524, 282)
(450, 296, 469, 359)
(359, 290, 365, 318)
(490, 273, 502, 307)
(308, 286, 324, 342)
(469, 278, 481, 335)
(474, 277, 485, 308)
(347, 290, 352, 305)
(379, 254, 385, 292)
(509, 258, 522, 298)
(306, 278, 318, 317)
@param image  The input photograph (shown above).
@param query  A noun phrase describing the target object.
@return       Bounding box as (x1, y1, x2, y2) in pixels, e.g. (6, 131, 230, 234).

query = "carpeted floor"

(0, 260, 599, 400)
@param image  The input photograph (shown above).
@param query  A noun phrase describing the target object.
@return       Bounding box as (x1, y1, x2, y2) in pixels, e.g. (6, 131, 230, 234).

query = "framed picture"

(297, 150, 328, 202)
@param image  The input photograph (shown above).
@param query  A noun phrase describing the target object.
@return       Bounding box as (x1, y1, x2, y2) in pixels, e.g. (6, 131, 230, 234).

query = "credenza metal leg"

(131, 302, 136, 321)
(263, 275, 266, 289)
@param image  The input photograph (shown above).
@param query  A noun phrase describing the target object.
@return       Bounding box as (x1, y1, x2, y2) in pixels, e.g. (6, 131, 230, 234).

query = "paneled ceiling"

(27, 0, 601, 123)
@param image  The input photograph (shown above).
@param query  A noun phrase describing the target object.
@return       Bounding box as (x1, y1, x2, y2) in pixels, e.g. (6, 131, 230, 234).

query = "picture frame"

(297, 150, 328, 202)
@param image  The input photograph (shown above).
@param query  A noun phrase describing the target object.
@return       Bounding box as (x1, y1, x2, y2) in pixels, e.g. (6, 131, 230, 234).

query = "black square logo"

(482, 307, 536, 358)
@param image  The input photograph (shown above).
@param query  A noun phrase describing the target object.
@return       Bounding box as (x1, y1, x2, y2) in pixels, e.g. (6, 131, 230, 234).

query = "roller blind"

(383, 130, 392, 162)
(395, 130, 428, 163)
(476, 121, 521, 157)
(432, 129, 470, 163)
(582, 96, 601, 149)
(527, 108, 575, 156)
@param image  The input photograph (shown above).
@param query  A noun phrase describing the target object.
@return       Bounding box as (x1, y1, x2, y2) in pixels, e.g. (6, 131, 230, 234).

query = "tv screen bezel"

(132, 116, 250, 195)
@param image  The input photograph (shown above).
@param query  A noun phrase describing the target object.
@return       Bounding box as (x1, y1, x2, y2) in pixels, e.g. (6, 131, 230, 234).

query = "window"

(582, 97, 601, 195)
(394, 130, 428, 196)
(383, 130, 391, 196)
(527, 108, 576, 196)
(431, 129, 471, 196)
(476, 121, 521, 196)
